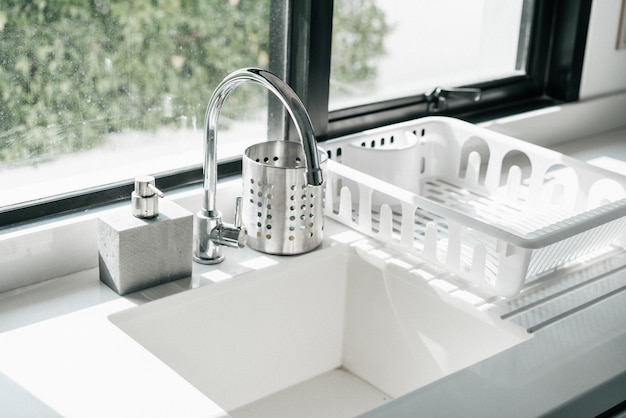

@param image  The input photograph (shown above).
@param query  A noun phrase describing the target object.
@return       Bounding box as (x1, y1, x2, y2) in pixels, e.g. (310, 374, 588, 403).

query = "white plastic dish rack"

(322, 116, 626, 297)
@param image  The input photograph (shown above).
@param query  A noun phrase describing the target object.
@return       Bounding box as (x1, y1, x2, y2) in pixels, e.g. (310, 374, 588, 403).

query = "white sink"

(109, 243, 530, 418)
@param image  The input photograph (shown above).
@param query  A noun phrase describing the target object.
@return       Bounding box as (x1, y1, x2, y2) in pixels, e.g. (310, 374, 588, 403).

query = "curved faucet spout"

(194, 68, 323, 264)
(203, 68, 323, 216)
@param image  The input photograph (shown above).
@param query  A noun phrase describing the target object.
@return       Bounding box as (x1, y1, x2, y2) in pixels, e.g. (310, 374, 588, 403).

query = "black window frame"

(0, 0, 592, 228)
(294, 0, 592, 140)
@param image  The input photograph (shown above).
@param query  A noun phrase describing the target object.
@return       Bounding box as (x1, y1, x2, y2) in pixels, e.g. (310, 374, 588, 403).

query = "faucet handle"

(193, 197, 246, 264)
(217, 197, 247, 249)
(234, 196, 243, 229)
(218, 223, 247, 249)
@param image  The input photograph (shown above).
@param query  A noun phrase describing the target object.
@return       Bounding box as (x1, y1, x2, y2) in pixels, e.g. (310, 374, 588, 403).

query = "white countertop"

(1, 123, 625, 417)
(0, 263, 225, 417)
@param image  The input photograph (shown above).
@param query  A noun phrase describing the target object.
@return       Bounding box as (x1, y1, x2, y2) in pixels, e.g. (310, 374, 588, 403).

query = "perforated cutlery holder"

(242, 140, 327, 255)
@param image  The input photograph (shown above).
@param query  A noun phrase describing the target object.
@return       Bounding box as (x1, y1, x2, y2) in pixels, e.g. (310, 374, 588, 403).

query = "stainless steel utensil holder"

(243, 140, 327, 255)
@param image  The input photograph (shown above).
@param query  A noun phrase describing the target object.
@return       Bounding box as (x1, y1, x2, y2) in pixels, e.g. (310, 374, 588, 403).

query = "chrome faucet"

(193, 68, 324, 264)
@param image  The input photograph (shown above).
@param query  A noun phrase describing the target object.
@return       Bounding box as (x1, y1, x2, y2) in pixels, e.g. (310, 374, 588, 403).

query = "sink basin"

(109, 243, 529, 418)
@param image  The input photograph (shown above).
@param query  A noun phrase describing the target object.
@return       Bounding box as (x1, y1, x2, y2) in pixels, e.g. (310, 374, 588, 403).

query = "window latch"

(426, 86, 482, 112)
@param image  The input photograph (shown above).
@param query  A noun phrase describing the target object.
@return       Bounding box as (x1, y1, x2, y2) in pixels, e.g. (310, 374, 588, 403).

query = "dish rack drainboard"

(322, 117, 626, 297)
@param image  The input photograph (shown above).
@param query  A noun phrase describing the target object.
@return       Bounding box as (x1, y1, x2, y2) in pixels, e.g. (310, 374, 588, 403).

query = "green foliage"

(0, 0, 270, 165)
(0, 0, 388, 166)
(331, 0, 389, 92)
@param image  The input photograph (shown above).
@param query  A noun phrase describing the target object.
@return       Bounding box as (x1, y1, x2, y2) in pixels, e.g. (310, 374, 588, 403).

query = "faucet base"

(193, 253, 225, 265)
(193, 208, 245, 264)
(193, 210, 224, 264)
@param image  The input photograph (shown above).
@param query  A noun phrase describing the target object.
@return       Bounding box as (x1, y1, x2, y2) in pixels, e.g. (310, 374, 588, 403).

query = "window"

(329, 0, 528, 111)
(299, 0, 592, 139)
(0, 0, 272, 218)
(0, 0, 592, 226)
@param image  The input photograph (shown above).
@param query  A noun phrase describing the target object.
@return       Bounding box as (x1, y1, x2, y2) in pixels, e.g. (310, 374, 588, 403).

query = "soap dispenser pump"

(131, 175, 165, 219)
(98, 175, 193, 295)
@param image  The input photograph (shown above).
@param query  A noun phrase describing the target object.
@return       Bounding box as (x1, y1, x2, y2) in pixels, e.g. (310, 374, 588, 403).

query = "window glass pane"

(0, 1, 271, 207)
(330, 0, 528, 111)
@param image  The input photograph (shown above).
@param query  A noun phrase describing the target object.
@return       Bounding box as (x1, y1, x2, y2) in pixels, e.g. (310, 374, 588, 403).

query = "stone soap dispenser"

(98, 175, 193, 295)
